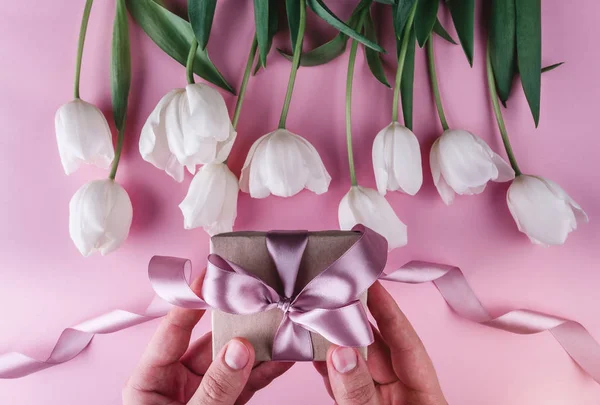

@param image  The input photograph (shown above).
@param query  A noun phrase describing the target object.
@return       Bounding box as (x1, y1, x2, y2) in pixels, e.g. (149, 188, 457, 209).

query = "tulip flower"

(430, 129, 515, 205)
(69, 179, 133, 256)
(239, 129, 331, 198)
(139, 83, 236, 182)
(55, 99, 115, 175)
(339, 186, 408, 250)
(179, 163, 238, 235)
(506, 175, 588, 246)
(372, 122, 422, 196)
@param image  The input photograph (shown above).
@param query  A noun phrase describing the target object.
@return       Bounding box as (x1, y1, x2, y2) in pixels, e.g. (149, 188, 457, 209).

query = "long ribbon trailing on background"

(1, 237, 599, 380)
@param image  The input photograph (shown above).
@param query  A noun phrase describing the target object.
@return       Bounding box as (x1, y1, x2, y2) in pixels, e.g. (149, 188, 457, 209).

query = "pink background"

(1, 0, 599, 403)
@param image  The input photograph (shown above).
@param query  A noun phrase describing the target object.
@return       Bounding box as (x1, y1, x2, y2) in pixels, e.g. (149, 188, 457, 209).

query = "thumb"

(188, 338, 255, 405)
(326, 345, 380, 405)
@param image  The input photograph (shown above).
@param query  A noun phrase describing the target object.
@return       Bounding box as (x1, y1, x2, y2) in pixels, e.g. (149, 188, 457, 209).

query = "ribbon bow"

(149, 225, 388, 361)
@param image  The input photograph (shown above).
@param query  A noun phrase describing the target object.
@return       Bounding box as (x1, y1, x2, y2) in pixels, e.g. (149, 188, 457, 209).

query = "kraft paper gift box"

(210, 230, 368, 361)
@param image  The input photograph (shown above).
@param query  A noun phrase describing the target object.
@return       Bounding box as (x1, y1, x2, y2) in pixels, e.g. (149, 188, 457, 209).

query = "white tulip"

(338, 186, 407, 250)
(55, 99, 115, 175)
(69, 179, 133, 256)
(507, 175, 588, 246)
(430, 129, 515, 205)
(139, 83, 236, 182)
(179, 163, 238, 235)
(239, 128, 331, 198)
(372, 121, 422, 196)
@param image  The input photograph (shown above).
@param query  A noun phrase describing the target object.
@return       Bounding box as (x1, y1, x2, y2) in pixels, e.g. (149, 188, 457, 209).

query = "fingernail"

(224, 340, 249, 370)
(332, 346, 357, 374)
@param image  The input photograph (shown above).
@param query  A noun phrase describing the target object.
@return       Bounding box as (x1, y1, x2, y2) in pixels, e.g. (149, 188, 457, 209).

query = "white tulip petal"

(179, 163, 238, 234)
(338, 186, 407, 250)
(139, 90, 185, 182)
(471, 135, 515, 182)
(507, 175, 584, 246)
(540, 177, 589, 224)
(240, 129, 330, 198)
(430, 139, 455, 205)
(372, 122, 422, 196)
(69, 179, 133, 256)
(438, 129, 498, 194)
(55, 99, 115, 175)
(184, 84, 231, 142)
(239, 133, 270, 194)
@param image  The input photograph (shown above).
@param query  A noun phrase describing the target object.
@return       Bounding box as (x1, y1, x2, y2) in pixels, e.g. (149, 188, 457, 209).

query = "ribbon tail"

(289, 302, 374, 348)
(0, 296, 170, 379)
(381, 261, 600, 384)
(272, 315, 313, 361)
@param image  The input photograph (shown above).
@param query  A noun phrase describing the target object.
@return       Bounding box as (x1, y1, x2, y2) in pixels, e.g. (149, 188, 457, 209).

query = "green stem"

(426, 37, 450, 131)
(73, 0, 94, 99)
(232, 37, 258, 129)
(392, 4, 417, 123)
(345, 13, 368, 187)
(278, 0, 306, 129)
(186, 38, 198, 84)
(109, 126, 125, 180)
(486, 44, 522, 176)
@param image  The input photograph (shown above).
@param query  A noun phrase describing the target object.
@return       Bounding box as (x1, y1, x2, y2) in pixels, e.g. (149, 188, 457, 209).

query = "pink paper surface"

(1, 0, 599, 403)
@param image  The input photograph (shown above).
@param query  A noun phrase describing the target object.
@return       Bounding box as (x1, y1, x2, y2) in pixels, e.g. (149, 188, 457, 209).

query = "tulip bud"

(69, 179, 133, 256)
(372, 122, 422, 196)
(239, 129, 331, 198)
(55, 99, 115, 175)
(179, 163, 239, 235)
(338, 186, 407, 250)
(507, 175, 588, 246)
(139, 84, 236, 182)
(430, 129, 515, 205)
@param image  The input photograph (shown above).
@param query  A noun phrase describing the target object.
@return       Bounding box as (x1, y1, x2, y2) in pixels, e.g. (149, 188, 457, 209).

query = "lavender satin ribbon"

(1, 227, 599, 381)
(151, 225, 389, 361)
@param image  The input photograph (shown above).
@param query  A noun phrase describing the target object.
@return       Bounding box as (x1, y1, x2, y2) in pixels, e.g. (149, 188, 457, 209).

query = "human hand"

(123, 274, 294, 405)
(313, 282, 447, 405)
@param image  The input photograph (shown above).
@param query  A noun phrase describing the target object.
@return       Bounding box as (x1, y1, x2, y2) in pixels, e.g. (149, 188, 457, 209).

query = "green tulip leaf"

(126, 0, 234, 93)
(541, 62, 563, 73)
(112, 0, 131, 132)
(516, 0, 541, 126)
(188, 0, 217, 50)
(400, 28, 416, 129)
(364, 10, 390, 87)
(392, 0, 417, 40)
(254, 0, 270, 67)
(489, 0, 516, 103)
(307, 0, 384, 52)
(374, 0, 396, 4)
(286, 0, 301, 50)
(447, 0, 474, 65)
(432, 18, 457, 44)
(414, 0, 439, 47)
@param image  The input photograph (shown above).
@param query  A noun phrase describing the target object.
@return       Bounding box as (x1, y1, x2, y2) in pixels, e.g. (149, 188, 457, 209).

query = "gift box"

(209, 230, 378, 361)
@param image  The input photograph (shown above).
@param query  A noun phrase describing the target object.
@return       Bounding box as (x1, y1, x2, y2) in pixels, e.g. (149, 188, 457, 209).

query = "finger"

(367, 325, 396, 385)
(367, 281, 441, 394)
(235, 361, 295, 405)
(140, 270, 207, 368)
(189, 338, 255, 405)
(181, 332, 213, 376)
(326, 345, 380, 405)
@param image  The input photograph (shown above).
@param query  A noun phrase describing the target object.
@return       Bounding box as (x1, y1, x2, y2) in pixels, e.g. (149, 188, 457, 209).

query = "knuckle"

(201, 368, 237, 403)
(340, 378, 377, 405)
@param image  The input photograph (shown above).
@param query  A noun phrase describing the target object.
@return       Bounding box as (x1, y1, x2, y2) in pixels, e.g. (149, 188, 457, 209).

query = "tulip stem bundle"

(73, 0, 94, 99)
(486, 44, 522, 176)
(186, 39, 199, 85)
(232, 37, 258, 130)
(109, 128, 124, 180)
(426, 38, 450, 132)
(278, 0, 306, 130)
(391, 5, 416, 124)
